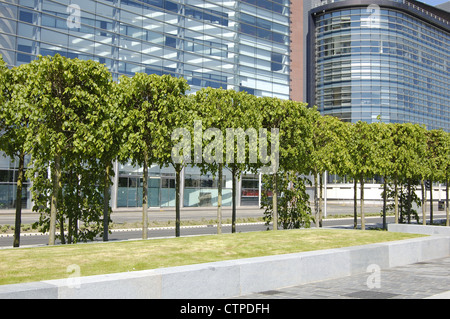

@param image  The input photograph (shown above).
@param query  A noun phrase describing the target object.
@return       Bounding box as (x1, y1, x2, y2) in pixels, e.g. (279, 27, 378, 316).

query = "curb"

(0, 222, 267, 238)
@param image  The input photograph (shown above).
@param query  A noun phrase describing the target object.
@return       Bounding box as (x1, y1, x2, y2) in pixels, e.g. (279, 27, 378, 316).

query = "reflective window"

(0, 0, 291, 208)
(4, 0, 290, 99)
(314, 7, 450, 131)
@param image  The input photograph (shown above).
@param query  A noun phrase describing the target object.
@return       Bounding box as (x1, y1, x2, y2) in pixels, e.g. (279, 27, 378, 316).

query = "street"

(0, 202, 391, 225)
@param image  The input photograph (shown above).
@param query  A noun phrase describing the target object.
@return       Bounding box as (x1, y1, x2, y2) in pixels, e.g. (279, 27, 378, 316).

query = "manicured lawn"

(0, 229, 423, 285)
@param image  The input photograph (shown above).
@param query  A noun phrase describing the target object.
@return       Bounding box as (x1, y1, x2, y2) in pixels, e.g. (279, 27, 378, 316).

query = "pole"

(258, 172, 262, 209)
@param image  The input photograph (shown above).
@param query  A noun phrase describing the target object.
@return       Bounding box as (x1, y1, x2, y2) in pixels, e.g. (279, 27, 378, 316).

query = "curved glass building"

(310, 0, 450, 131)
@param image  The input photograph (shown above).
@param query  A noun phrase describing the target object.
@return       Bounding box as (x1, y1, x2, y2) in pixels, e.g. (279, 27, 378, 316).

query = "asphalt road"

(0, 203, 447, 248)
(0, 218, 383, 248)
(0, 202, 390, 225)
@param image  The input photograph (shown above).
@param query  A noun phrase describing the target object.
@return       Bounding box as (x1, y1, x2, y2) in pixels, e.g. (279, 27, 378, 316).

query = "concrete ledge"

(425, 291, 450, 299)
(388, 223, 450, 236)
(0, 230, 449, 299)
(0, 282, 58, 299)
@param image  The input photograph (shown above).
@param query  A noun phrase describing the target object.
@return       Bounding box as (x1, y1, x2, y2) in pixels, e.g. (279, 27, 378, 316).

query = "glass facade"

(183, 165, 232, 207)
(313, 1, 450, 131)
(0, 154, 31, 209)
(0, 0, 290, 209)
(0, 0, 290, 97)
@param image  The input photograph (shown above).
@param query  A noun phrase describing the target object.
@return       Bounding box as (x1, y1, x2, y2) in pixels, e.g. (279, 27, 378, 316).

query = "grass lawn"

(0, 229, 423, 286)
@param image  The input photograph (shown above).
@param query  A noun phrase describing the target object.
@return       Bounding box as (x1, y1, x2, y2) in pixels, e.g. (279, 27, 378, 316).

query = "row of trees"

(1, 55, 449, 247)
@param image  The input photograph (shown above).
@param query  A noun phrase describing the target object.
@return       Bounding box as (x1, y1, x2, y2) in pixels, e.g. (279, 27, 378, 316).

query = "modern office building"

(0, 0, 290, 209)
(308, 0, 450, 131)
(302, 0, 449, 200)
(0, 0, 290, 97)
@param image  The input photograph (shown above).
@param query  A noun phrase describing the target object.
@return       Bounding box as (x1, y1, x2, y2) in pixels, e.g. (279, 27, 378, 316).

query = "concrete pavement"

(238, 256, 450, 299)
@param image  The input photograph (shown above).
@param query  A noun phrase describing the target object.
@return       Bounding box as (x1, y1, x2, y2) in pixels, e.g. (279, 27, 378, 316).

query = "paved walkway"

(238, 256, 450, 299)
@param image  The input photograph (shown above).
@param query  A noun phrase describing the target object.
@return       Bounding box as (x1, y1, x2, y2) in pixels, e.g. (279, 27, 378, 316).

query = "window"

(271, 53, 283, 72)
(19, 10, 34, 23)
(165, 36, 176, 48)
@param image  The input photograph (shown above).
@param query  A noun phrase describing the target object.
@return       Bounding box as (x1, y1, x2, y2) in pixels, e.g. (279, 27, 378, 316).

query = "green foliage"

(118, 73, 190, 238)
(31, 157, 108, 243)
(119, 73, 190, 167)
(224, 90, 261, 174)
(19, 55, 113, 160)
(2, 52, 449, 244)
(306, 114, 351, 226)
(258, 97, 310, 174)
(371, 121, 395, 177)
(278, 100, 311, 174)
(389, 123, 428, 182)
(383, 181, 421, 224)
(426, 129, 449, 183)
(16, 54, 116, 244)
(193, 88, 234, 173)
(347, 121, 380, 179)
(261, 171, 313, 229)
(0, 62, 30, 159)
(308, 113, 350, 176)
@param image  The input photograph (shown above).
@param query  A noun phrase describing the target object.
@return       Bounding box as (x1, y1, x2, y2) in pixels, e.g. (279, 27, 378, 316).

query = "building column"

(289, 0, 305, 102)
(258, 172, 262, 208)
(180, 166, 185, 208)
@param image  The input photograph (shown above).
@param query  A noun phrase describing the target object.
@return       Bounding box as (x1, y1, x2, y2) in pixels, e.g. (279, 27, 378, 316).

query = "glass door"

(241, 174, 259, 206)
(160, 176, 175, 207)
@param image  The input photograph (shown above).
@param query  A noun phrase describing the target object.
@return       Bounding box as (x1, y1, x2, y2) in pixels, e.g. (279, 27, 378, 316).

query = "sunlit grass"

(0, 228, 423, 285)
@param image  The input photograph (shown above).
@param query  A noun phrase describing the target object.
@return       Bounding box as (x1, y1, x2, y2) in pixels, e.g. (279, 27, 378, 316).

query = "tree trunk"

(382, 176, 387, 230)
(103, 162, 111, 241)
(175, 164, 181, 237)
(399, 187, 403, 223)
(314, 172, 319, 228)
(60, 215, 65, 244)
(67, 169, 75, 244)
(74, 174, 80, 242)
(217, 163, 223, 235)
(142, 151, 149, 240)
(68, 216, 73, 245)
(49, 155, 61, 246)
(353, 178, 358, 229)
(273, 172, 278, 231)
(360, 174, 365, 230)
(13, 151, 25, 248)
(407, 180, 411, 224)
(446, 177, 449, 227)
(421, 179, 427, 226)
(74, 212, 78, 241)
(231, 166, 237, 233)
(394, 178, 399, 224)
(319, 173, 323, 228)
(429, 180, 433, 224)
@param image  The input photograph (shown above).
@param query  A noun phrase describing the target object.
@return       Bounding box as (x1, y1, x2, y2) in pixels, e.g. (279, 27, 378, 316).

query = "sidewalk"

(238, 256, 450, 299)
